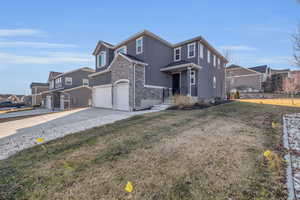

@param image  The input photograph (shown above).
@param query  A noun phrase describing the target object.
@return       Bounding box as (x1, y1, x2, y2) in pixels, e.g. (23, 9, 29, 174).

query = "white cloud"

(0, 28, 43, 37)
(220, 45, 257, 51)
(0, 41, 77, 48)
(0, 51, 92, 65)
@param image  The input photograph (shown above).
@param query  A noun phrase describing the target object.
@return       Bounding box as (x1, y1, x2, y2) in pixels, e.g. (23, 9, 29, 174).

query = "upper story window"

(187, 43, 196, 58)
(174, 47, 181, 61)
(55, 77, 62, 87)
(136, 37, 143, 54)
(82, 79, 89, 86)
(207, 50, 211, 63)
(213, 76, 216, 88)
(213, 55, 216, 67)
(199, 43, 204, 59)
(217, 58, 221, 69)
(190, 70, 196, 85)
(49, 80, 54, 89)
(65, 77, 72, 85)
(97, 51, 106, 68)
(115, 45, 127, 55)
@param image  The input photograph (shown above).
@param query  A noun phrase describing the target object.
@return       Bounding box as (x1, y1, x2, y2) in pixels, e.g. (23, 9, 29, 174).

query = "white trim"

(190, 69, 196, 86)
(97, 51, 106, 68)
(89, 69, 111, 77)
(113, 79, 130, 85)
(82, 78, 89, 86)
(65, 77, 72, 85)
(187, 42, 196, 58)
(144, 84, 166, 89)
(114, 45, 127, 55)
(160, 63, 202, 72)
(136, 37, 143, 54)
(89, 53, 148, 78)
(92, 84, 113, 89)
(61, 85, 91, 92)
(199, 43, 204, 59)
(53, 67, 95, 79)
(226, 73, 262, 78)
(174, 47, 181, 61)
(213, 76, 216, 89)
(213, 54, 216, 67)
(207, 50, 211, 63)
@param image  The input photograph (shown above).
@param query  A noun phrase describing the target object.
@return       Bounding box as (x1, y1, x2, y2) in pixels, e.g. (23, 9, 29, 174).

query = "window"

(217, 58, 221, 68)
(230, 78, 234, 85)
(207, 50, 211, 63)
(82, 79, 89, 86)
(213, 55, 216, 67)
(49, 80, 54, 89)
(199, 43, 204, 59)
(174, 47, 181, 61)
(115, 45, 127, 55)
(55, 77, 62, 88)
(65, 77, 72, 85)
(136, 37, 143, 54)
(213, 76, 216, 88)
(187, 43, 196, 58)
(190, 70, 196, 85)
(97, 51, 106, 67)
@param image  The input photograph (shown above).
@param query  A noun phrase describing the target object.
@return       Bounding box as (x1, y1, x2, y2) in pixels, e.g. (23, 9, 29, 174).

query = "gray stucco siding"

(63, 70, 92, 90)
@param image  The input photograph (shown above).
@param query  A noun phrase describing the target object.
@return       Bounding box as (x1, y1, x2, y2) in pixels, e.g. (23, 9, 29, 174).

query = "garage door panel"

(93, 86, 112, 108)
(115, 83, 129, 111)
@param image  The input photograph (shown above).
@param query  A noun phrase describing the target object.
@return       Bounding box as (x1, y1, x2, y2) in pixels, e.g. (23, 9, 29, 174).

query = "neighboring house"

(282, 71, 300, 93)
(226, 64, 264, 92)
(41, 67, 95, 110)
(89, 30, 228, 111)
(30, 82, 49, 105)
(248, 65, 271, 82)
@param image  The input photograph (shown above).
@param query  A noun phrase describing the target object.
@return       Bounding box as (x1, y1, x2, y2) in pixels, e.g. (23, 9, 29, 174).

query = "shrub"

(172, 95, 196, 108)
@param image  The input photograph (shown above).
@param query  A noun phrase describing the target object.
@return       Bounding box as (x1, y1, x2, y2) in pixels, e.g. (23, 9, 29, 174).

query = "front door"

(172, 73, 180, 94)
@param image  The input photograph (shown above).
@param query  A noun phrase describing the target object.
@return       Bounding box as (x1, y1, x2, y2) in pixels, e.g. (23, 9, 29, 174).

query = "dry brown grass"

(1, 102, 299, 200)
(172, 94, 197, 107)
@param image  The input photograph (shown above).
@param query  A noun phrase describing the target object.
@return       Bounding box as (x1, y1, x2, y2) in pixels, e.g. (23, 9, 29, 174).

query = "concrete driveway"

(0, 107, 162, 160)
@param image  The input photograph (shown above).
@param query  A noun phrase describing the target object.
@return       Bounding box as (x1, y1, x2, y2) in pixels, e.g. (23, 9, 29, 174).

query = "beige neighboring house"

(226, 64, 265, 93)
(282, 71, 300, 93)
(30, 82, 49, 105)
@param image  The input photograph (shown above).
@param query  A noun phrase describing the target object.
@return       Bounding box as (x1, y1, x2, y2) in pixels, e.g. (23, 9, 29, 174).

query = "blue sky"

(0, 0, 299, 94)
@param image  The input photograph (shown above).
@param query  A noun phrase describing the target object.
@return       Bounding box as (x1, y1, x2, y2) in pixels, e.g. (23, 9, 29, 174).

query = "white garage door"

(93, 85, 112, 108)
(115, 83, 129, 111)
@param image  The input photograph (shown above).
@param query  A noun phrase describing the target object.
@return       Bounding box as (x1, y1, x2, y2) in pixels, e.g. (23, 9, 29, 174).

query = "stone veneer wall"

(134, 65, 164, 109)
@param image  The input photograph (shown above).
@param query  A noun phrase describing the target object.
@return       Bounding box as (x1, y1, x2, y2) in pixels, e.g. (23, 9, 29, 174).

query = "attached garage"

(114, 81, 130, 111)
(92, 85, 112, 108)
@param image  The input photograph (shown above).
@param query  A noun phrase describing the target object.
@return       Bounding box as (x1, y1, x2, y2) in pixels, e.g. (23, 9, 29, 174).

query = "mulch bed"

(167, 100, 231, 110)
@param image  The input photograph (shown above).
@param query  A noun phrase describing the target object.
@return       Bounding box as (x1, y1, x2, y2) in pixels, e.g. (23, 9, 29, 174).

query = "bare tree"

(293, 26, 300, 67)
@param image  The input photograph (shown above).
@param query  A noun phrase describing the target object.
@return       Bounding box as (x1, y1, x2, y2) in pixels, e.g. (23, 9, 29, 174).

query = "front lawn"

(1, 102, 299, 200)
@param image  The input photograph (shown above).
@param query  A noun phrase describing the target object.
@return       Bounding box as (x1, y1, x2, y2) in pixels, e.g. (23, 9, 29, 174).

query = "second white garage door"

(114, 83, 130, 111)
(93, 85, 112, 108)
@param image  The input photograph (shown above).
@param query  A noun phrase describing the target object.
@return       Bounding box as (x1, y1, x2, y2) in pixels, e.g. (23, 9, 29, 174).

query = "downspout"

(133, 64, 136, 110)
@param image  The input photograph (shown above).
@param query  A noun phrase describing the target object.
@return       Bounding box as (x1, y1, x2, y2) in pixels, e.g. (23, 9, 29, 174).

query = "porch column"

(187, 67, 191, 96)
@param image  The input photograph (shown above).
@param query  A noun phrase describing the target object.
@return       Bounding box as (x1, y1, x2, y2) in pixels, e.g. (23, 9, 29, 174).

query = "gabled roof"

(89, 53, 148, 77)
(53, 67, 95, 79)
(30, 82, 49, 88)
(48, 71, 62, 81)
(93, 29, 228, 63)
(226, 64, 261, 76)
(249, 65, 268, 73)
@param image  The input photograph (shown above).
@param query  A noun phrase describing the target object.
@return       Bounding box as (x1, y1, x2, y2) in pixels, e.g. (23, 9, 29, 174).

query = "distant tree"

(293, 26, 300, 67)
(223, 49, 233, 64)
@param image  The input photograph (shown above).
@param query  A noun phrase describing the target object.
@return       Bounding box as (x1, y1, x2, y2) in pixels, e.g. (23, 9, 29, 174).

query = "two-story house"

(41, 67, 95, 109)
(30, 82, 49, 105)
(89, 30, 228, 111)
